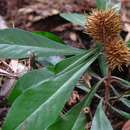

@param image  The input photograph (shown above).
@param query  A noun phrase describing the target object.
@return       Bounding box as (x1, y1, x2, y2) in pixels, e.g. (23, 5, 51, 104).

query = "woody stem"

(104, 69, 111, 109)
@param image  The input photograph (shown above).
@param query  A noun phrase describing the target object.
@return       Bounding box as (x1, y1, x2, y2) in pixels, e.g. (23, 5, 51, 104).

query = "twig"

(0, 68, 18, 78)
(104, 68, 111, 110)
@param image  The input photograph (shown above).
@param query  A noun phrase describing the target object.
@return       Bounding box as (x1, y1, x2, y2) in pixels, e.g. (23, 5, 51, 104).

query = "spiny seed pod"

(85, 9, 121, 43)
(104, 37, 130, 70)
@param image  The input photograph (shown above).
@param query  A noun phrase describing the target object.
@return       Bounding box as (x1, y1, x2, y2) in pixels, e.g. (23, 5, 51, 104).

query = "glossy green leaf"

(91, 100, 113, 130)
(111, 86, 130, 108)
(48, 78, 104, 130)
(8, 68, 54, 103)
(76, 83, 102, 100)
(3, 54, 98, 130)
(0, 29, 83, 59)
(112, 76, 130, 88)
(48, 96, 86, 130)
(55, 48, 99, 74)
(120, 98, 130, 108)
(54, 54, 84, 73)
(96, 0, 107, 10)
(98, 54, 108, 77)
(128, 41, 130, 48)
(60, 13, 86, 26)
(71, 79, 105, 130)
(110, 106, 130, 119)
(33, 32, 64, 43)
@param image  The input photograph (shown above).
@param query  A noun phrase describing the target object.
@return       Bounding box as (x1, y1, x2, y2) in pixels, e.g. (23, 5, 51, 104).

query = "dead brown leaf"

(122, 120, 130, 130)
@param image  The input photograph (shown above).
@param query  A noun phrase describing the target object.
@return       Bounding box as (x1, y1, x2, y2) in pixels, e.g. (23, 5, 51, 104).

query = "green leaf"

(111, 86, 130, 108)
(105, 0, 121, 12)
(128, 41, 130, 48)
(54, 54, 84, 73)
(96, 0, 107, 10)
(76, 83, 102, 100)
(55, 48, 99, 74)
(60, 13, 86, 26)
(120, 98, 130, 108)
(8, 68, 54, 103)
(48, 49, 95, 74)
(71, 79, 105, 130)
(112, 76, 130, 88)
(3, 54, 98, 130)
(0, 29, 83, 59)
(48, 96, 86, 130)
(98, 54, 108, 77)
(33, 32, 64, 43)
(91, 100, 113, 130)
(48, 78, 104, 130)
(110, 106, 130, 119)
(112, 3, 121, 12)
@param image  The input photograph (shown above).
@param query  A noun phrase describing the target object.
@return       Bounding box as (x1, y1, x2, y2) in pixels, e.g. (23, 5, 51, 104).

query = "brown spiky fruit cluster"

(86, 9, 121, 43)
(105, 37, 130, 70)
(85, 9, 130, 70)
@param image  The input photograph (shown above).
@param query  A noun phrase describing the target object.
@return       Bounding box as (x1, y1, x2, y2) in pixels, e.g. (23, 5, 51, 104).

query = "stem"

(104, 68, 111, 109)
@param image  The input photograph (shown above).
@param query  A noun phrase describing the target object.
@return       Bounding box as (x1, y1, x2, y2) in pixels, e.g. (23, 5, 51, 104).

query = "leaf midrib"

(15, 65, 84, 130)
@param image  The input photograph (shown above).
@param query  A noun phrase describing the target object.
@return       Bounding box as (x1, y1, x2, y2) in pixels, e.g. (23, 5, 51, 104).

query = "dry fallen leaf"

(121, 0, 130, 41)
(9, 60, 28, 76)
(67, 90, 80, 106)
(122, 120, 130, 130)
(0, 16, 7, 29)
